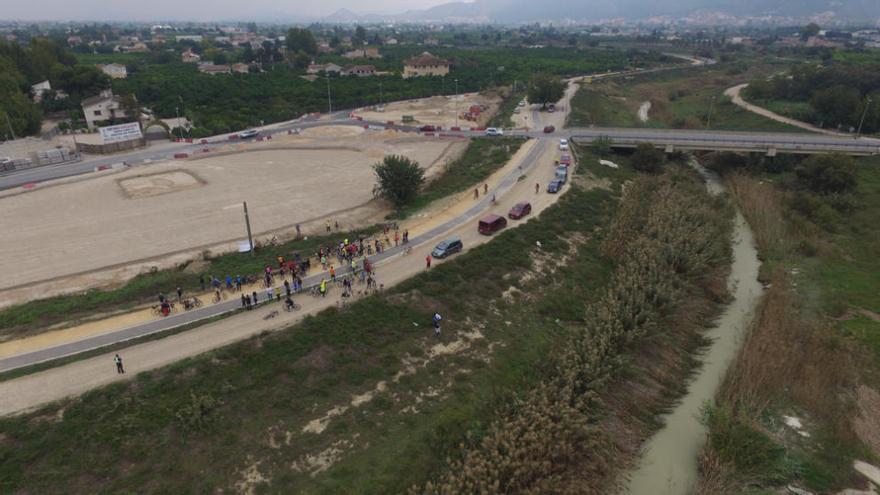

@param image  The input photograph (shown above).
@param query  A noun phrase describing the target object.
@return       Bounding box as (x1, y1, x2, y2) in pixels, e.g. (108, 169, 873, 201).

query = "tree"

(810, 85, 860, 129)
(527, 73, 565, 109)
(801, 23, 821, 42)
(286, 28, 317, 56)
(795, 153, 857, 195)
(630, 143, 665, 174)
(353, 25, 367, 46)
(591, 136, 613, 156)
(213, 52, 228, 65)
(372, 155, 425, 209)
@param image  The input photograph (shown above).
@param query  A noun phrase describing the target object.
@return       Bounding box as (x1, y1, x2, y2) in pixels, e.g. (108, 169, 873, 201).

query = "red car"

(508, 202, 532, 220)
(419, 124, 437, 132)
(543, 125, 555, 133)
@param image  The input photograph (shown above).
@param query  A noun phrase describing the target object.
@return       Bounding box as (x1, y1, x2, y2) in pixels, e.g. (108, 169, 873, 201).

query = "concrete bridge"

(565, 127, 880, 156)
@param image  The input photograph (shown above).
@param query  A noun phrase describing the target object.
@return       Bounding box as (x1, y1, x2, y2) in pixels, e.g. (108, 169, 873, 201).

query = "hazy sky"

(1, 0, 455, 21)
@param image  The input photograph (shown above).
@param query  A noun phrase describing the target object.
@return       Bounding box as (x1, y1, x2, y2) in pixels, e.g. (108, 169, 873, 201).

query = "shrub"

(795, 153, 857, 195)
(372, 155, 425, 210)
(591, 136, 613, 156)
(631, 142, 666, 174)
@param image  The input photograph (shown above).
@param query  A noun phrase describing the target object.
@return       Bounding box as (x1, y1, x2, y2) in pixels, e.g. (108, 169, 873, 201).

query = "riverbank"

(697, 156, 880, 493)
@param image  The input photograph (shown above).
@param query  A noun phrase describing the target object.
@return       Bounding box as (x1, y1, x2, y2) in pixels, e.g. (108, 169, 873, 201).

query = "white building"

(30, 80, 51, 102)
(81, 89, 129, 130)
(97, 63, 128, 79)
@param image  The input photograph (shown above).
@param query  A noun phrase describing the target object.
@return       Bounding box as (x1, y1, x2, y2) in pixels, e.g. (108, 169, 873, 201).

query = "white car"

(239, 129, 259, 139)
(513, 107, 521, 114)
(559, 138, 569, 151)
(518, 100, 526, 107)
(484, 128, 504, 137)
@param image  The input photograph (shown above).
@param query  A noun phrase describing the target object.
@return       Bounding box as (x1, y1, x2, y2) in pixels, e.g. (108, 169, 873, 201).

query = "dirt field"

(356, 93, 501, 129)
(0, 129, 463, 303)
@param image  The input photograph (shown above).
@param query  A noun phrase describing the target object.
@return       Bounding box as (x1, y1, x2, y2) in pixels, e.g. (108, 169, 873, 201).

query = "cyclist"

(285, 296, 296, 311)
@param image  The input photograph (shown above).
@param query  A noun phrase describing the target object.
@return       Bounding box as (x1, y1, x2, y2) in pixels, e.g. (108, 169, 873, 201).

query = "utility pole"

(856, 97, 873, 139)
(379, 81, 383, 106)
(326, 75, 332, 115)
(175, 106, 183, 141)
(4, 113, 16, 140)
(243, 201, 255, 255)
(706, 95, 716, 129)
(454, 78, 459, 128)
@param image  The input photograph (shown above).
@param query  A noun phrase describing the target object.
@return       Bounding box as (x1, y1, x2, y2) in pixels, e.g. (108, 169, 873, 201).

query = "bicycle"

(284, 300, 302, 312)
(182, 296, 202, 310)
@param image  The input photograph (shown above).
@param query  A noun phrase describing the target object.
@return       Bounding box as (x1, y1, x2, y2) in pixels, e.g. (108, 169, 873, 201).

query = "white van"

(484, 128, 504, 136)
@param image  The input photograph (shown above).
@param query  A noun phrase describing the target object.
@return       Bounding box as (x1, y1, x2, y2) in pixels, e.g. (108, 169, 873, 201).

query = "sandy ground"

(356, 93, 501, 129)
(0, 130, 462, 305)
(638, 101, 652, 123)
(0, 135, 573, 416)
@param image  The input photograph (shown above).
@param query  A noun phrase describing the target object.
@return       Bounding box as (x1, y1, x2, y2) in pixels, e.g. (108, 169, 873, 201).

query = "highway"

(3, 118, 879, 192)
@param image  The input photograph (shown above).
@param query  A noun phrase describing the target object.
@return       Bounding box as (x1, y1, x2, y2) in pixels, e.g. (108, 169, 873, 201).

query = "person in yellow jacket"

(320, 278, 327, 297)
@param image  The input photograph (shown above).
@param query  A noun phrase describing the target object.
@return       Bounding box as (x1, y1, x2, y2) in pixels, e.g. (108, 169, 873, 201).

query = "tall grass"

(418, 168, 734, 493)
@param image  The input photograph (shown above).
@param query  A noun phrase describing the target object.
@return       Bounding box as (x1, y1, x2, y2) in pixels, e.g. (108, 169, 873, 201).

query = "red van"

(478, 214, 508, 235)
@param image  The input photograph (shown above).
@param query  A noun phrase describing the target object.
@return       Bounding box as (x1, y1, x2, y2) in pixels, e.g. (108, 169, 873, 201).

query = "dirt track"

(0, 132, 463, 306)
(0, 135, 574, 416)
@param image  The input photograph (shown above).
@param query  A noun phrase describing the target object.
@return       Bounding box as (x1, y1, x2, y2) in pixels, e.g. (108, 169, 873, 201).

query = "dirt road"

(0, 137, 570, 416)
(724, 84, 853, 137)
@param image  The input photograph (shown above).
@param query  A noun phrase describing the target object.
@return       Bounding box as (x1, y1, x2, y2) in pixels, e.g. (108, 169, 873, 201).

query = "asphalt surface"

(0, 139, 549, 373)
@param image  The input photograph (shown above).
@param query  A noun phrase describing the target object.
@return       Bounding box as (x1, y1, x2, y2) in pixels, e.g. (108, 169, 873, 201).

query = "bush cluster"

(418, 169, 733, 493)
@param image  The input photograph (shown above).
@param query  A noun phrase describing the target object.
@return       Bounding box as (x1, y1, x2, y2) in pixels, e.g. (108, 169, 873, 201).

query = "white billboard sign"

(100, 122, 143, 144)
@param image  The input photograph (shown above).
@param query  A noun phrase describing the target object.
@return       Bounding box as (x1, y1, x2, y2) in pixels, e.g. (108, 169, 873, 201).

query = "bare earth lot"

(0, 129, 460, 301)
(356, 93, 501, 128)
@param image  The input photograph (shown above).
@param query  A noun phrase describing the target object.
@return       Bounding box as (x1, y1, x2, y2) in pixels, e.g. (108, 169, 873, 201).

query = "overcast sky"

(1, 0, 455, 22)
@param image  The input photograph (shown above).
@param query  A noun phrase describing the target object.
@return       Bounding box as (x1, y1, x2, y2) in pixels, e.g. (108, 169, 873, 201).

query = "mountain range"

(322, 0, 880, 23)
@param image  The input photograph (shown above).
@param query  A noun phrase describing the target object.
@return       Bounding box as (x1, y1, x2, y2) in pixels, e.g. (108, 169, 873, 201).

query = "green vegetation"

(0, 151, 626, 494)
(698, 154, 880, 493)
(395, 137, 523, 217)
(1, 38, 109, 138)
(745, 62, 880, 134)
(108, 46, 629, 137)
(526, 73, 566, 109)
(568, 61, 802, 132)
(422, 163, 733, 493)
(372, 155, 426, 210)
(630, 142, 666, 173)
(486, 88, 526, 129)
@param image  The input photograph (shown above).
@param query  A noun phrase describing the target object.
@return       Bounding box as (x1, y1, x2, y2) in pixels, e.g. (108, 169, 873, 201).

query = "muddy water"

(624, 166, 763, 495)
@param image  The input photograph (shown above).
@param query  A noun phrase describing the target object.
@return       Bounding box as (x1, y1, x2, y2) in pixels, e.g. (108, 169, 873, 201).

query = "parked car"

(432, 238, 463, 258)
(239, 129, 259, 139)
(419, 124, 437, 132)
(513, 107, 521, 114)
(547, 103, 556, 113)
(559, 138, 569, 151)
(547, 179, 563, 193)
(555, 165, 569, 183)
(484, 127, 504, 136)
(560, 154, 571, 165)
(478, 214, 508, 235)
(543, 125, 555, 133)
(508, 202, 532, 220)
(518, 100, 526, 107)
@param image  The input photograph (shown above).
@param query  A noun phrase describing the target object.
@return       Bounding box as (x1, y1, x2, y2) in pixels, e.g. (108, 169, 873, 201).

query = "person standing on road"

(176, 286, 183, 302)
(266, 286, 273, 302)
(320, 278, 327, 297)
(425, 255, 432, 269)
(326, 220, 332, 233)
(474, 188, 479, 199)
(329, 265, 336, 282)
(284, 279, 291, 297)
(200, 274, 206, 291)
(241, 294, 247, 309)
(483, 183, 488, 195)
(252, 290, 259, 305)
(535, 182, 539, 194)
(114, 354, 125, 374)
(274, 285, 281, 301)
